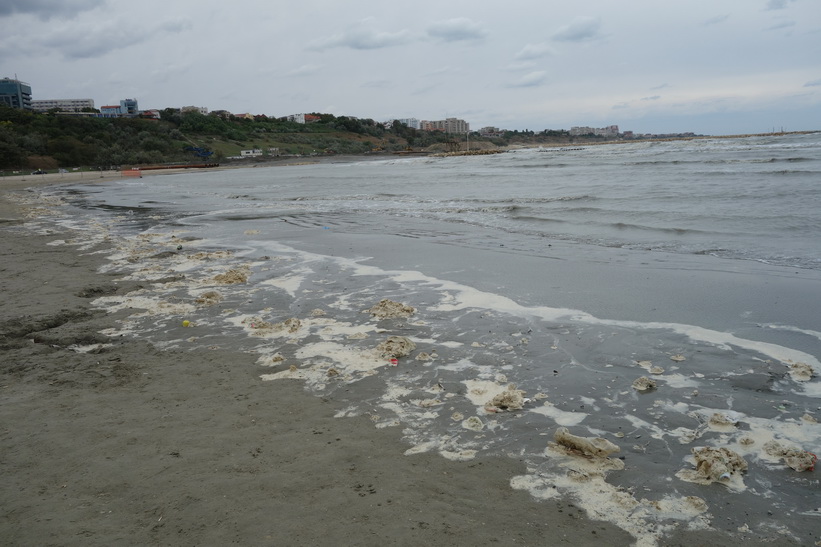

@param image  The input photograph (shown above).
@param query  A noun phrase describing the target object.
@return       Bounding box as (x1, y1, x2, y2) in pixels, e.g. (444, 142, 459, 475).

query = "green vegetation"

(0, 105, 610, 171)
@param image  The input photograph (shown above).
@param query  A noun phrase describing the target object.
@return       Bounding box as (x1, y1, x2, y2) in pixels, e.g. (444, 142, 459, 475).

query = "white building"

(31, 98, 95, 113)
(570, 125, 619, 137)
(239, 148, 280, 158)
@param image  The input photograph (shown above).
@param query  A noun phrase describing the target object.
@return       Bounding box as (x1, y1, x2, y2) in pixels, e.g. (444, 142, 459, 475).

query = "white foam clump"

(529, 403, 587, 426)
(259, 269, 309, 297)
(93, 294, 197, 317)
(261, 341, 386, 384)
(511, 467, 710, 547)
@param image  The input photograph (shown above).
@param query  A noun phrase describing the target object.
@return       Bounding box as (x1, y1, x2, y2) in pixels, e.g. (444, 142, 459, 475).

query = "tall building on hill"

(420, 117, 470, 133)
(0, 77, 33, 110)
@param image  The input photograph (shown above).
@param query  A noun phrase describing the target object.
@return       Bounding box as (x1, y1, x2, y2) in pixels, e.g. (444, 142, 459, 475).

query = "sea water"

(37, 133, 821, 546)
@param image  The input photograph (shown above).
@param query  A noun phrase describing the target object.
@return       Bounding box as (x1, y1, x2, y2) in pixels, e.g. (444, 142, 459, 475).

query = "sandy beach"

(1, 172, 809, 546)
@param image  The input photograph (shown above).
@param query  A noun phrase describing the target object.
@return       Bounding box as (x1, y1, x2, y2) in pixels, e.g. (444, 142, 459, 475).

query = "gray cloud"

(765, 0, 796, 10)
(804, 78, 821, 87)
(651, 83, 671, 90)
(426, 18, 488, 42)
(286, 64, 323, 77)
(0, 0, 104, 20)
(508, 71, 547, 88)
(765, 20, 795, 31)
(552, 16, 602, 42)
(361, 79, 391, 89)
(308, 18, 413, 51)
(42, 19, 190, 59)
(641, 95, 662, 101)
(515, 42, 555, 60)
(703, 14, 730, 25)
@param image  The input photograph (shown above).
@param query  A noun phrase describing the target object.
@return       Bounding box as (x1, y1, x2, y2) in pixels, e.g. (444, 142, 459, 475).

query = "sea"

(30, 133, 821, 546)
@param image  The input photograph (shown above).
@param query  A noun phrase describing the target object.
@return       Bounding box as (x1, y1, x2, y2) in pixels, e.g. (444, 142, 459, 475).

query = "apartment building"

(420, 117, 470, 133)
(31, 98, 95, 113)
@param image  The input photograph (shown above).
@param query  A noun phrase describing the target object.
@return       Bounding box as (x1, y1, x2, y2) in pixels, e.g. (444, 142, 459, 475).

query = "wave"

(609, 222, 716, 236)
(621, 156, 817, 167)
(465, 195, 597, 205)
(509, 162, 572, 169)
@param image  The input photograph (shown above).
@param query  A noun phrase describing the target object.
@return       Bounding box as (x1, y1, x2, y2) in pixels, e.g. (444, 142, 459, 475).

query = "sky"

(2, 0, 820, 135)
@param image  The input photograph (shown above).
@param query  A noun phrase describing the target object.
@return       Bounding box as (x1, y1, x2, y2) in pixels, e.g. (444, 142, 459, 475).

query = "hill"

(1, 106, 631, 172)
(0, 108, 462, 171)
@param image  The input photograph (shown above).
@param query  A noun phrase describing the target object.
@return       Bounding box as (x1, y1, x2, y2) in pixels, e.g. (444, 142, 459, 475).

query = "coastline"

(0, 174, 807, 546)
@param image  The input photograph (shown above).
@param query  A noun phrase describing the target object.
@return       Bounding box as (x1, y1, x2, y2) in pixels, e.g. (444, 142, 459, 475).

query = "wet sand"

(0, 181, 799, 546)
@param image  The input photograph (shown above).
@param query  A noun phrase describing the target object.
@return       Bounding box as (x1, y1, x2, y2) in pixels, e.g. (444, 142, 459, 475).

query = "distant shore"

(2, 130, 816, 193)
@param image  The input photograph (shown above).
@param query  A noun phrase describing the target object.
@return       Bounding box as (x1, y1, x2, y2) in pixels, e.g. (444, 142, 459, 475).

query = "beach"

(2, 138, 819, 547)
(0, 184, 636, 546)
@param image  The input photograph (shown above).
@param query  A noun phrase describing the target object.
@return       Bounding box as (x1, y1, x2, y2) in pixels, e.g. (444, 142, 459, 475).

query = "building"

(181, 105, 208, 115)
(140, 109, 161, 119)
(420, 117, 470, 133)
(393, 118, 420, 129)
(479, 126, 503, 137)
(0, 77, 33, 110)
(31, 98, 95, 113)
(239, 148, 279, 158)
(99, 98, 139, 118)
(283, 113, 321, 124)
(569, 125, 619, 137)
(120, 98, 138, 116)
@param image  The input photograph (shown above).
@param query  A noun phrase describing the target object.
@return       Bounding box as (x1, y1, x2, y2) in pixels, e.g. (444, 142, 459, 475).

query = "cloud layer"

(2, 0, 819, 135)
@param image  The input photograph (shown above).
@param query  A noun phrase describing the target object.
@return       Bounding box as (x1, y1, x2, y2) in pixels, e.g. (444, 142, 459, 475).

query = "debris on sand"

(273, 318, 302, 334)
(310, 308, 327, 317)
(763, 440, 818, 472)
(244, 317, 273, 330)
(708, 413, 738, 430)
(669, 354, 686, 362)
(461, 416, 483, 431)
(787, 361, 814, 382)
(486, 385, 527, 412)
(195, 290, 222, 306)
(375, 336, 416, 359)
(632, 376, 656, 391)
(553, 427, 621, 458)
(636, 360, 665, 375)
(678, 447, 747, 486)
(366, 299, 415, 319)
(213, 266, 249, 284)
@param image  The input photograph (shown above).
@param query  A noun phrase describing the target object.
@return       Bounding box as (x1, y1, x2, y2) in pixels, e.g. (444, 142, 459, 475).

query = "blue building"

(0, 77, 33, 110)
(100, 98, 139, 117)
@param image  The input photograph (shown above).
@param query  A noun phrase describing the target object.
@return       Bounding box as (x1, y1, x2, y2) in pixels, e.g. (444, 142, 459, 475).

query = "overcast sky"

(2, 0, 820, 134)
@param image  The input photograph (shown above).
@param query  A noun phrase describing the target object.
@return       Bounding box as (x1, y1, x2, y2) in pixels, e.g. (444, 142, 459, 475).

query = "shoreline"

(1, 175, 806, 546)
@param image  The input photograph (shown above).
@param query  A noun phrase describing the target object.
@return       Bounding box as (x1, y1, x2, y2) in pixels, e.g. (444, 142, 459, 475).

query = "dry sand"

(0, 179, 781, 546)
